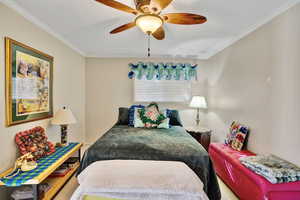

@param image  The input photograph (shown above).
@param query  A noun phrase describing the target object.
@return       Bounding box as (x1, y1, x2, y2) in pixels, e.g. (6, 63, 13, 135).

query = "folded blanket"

(240, 155, 300, 184)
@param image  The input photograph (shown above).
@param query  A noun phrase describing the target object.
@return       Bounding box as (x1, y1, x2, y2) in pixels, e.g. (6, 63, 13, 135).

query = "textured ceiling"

(2, 0, 299, 59)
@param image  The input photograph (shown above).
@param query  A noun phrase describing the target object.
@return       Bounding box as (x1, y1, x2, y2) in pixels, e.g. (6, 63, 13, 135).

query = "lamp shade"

(52, 107, 77, 125)
(135, 14, 163, 34)
(189, 96, 207, 109)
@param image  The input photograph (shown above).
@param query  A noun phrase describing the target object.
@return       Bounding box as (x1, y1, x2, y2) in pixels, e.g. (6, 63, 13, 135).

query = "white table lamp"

(190, 96, 207, 126)
(52, 106, 76, 145)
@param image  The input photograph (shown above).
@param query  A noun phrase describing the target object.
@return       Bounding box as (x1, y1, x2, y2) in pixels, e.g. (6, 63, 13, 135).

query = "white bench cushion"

(72, 160, 209, 200)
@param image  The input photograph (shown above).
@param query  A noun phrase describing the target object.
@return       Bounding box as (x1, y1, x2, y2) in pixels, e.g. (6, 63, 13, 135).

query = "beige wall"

(85, 2, 300, 169)
(85, 58, 210, 143)
(205, 4, 300, 166)
(0, 3, 85, 198)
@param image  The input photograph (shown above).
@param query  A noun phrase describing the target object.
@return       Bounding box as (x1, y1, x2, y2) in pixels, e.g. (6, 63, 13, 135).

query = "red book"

(49, 167, 71, 177)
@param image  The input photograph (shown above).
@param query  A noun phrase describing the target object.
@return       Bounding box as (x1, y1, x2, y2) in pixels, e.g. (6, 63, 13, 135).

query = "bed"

(77, 124, 221, 200)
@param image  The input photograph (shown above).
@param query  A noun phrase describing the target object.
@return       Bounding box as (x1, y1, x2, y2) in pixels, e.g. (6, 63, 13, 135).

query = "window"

(134, 80, 191, 102)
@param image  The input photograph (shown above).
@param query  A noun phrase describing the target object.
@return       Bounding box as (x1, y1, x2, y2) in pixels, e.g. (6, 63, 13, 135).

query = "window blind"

(134, 80, 191, 102)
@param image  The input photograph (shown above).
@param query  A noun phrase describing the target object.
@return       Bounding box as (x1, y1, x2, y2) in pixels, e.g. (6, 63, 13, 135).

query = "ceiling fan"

(95, 0, 207, 40)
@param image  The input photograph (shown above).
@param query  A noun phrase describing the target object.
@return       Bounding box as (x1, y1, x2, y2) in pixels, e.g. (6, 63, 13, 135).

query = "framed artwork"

(5, 37, 53, 126)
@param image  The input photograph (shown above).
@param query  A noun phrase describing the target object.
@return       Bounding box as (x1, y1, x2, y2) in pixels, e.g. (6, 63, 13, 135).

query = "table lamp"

(189, 96, 207, 126)
(52, 106, 76, 146)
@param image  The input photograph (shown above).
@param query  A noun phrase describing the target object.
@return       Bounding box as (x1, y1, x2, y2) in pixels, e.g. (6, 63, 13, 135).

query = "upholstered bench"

(71, 160, 209, 200)
(209, 143, 300, 200)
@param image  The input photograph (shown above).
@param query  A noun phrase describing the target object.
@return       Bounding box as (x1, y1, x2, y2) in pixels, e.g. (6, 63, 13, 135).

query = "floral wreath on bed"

(138, 102, 166, 128)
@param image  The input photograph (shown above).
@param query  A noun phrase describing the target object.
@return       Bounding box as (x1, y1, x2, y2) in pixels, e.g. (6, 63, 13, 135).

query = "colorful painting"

(5, 38, 53, 126)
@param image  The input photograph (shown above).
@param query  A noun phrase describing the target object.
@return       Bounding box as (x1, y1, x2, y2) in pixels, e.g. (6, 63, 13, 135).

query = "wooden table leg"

(78, 148, 81, 160)
(32, 184, 38, 200)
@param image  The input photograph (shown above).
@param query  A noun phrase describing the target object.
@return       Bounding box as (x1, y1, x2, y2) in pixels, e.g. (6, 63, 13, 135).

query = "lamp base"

(60, 125, 68, 146)
(195, 108, 200, 126)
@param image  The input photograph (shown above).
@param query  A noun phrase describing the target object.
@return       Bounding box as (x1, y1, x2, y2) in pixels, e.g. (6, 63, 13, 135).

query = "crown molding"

(204, 0, 300, 59)
(0, 0, 86, 56)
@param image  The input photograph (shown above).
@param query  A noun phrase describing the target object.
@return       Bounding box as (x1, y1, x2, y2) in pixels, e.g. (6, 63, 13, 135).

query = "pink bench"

(209, 143, 300, 200)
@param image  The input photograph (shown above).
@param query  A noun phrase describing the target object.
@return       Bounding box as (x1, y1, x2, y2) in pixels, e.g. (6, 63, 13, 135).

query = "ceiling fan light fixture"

(135, 14, 163, 34)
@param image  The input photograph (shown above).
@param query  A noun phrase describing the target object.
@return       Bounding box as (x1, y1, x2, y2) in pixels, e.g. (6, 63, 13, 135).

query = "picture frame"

(5, 37, 53, 126)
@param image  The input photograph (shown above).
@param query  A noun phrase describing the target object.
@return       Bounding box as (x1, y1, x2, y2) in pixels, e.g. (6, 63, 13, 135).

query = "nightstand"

(185, 127, 212, 151)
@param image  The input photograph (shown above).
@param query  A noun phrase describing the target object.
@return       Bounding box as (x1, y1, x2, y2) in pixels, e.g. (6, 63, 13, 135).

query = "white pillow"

(160, 109, 168, 117)
(133, 108, 144, 128)
(157, 118, 170, 129)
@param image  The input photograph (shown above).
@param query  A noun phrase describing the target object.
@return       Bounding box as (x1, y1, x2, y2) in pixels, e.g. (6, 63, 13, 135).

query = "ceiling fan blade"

(152, 26, 165, 40)
(110, 22, 136, 34)
(162, 13, 207, 25)
(150, 0, 173, 13)
(95, 0, 138, 15)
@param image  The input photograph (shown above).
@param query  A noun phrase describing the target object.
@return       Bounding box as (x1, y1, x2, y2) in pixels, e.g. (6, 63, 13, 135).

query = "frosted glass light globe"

(135, 14, 163, 34)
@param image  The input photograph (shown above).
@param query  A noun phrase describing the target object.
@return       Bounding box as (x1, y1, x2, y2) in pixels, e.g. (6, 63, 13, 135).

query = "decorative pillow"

(15, 126, 55, 160)
(116, 107, 129, 125)
(157, 118, 170, 129)
(231, 126, 250, 151)
(160, 109, 168, 118)
(225, 121, 250, 151)
(225, 121, 238, 145)
(138, 102, 166, 128)
(133, 108, 145, 128)
(128, 105, 145, 126)
(166, 109, 183, 126)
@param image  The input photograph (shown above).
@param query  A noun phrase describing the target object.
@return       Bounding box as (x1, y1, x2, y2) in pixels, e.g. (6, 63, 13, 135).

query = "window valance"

(128, 62, 198, 80)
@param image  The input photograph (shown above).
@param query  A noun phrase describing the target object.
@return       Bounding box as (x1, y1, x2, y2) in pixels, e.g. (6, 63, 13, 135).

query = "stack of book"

(11, 186, 33, 200)
(49, 157, 79, 177)
(11, 183, 51, 200)
(49, 164, 71, 177)
(65, 157, 79, 166)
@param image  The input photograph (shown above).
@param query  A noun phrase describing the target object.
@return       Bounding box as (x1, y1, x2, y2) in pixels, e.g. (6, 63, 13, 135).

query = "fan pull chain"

(147, 32, 151, 57)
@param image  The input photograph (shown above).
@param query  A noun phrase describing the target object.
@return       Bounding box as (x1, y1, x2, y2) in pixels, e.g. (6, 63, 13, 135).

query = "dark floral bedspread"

(77, 125, 221, 200)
